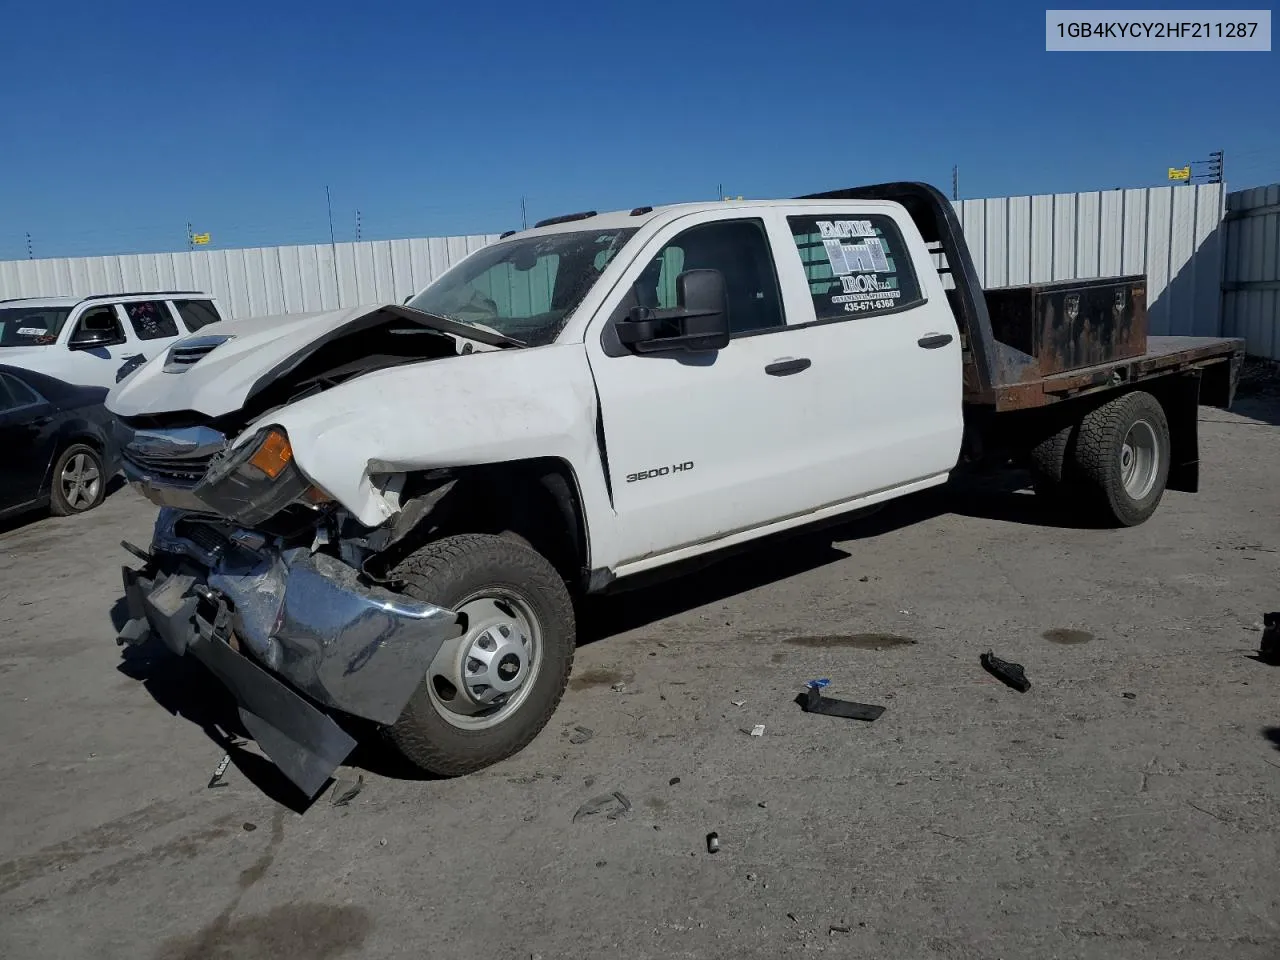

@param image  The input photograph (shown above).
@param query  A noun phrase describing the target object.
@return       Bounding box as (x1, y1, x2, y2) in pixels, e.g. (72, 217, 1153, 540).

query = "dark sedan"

(0, 364, 121, 520)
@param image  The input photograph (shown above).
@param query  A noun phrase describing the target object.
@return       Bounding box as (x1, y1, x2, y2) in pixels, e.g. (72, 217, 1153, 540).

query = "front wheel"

(1069, 390, 1171, 527)
(386, 534, 575, 776)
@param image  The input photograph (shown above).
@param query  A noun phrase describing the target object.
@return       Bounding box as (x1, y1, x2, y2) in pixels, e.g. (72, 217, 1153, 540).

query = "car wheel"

(50, 443, 107, 516)
(386, 533, 575, 776)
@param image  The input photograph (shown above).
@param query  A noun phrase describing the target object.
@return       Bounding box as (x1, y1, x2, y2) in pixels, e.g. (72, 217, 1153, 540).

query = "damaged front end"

(117, 421, 463, 797)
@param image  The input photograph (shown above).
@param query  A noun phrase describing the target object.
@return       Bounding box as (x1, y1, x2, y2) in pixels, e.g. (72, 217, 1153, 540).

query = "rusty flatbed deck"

(986, 336, 1246, 411)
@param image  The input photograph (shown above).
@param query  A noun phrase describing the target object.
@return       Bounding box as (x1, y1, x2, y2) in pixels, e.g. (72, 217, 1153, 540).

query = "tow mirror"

(616, 268, 730, 353)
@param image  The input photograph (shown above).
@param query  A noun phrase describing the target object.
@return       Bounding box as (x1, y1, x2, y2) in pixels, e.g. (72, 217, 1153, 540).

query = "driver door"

(63, 304, 135, 387)
(585, 213, 827, 568)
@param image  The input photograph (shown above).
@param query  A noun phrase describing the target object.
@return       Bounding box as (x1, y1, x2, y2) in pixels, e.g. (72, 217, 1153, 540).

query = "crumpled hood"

(106, 307, 362, 418)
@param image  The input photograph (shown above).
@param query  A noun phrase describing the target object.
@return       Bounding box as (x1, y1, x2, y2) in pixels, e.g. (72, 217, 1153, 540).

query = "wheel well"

(381, 458, 591, 590)
(973, 375, 1201, 494)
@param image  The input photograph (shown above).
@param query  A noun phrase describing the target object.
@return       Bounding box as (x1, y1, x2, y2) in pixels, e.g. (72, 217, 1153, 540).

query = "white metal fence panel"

(949, 183, 1225, 338)
(0, 235, 499, 321)
(1223, 183, 1280, 361)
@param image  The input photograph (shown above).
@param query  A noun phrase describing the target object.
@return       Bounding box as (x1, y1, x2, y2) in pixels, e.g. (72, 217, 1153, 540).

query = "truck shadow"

(577, 476, 1082, 645)
(108, 474, 1097, 801)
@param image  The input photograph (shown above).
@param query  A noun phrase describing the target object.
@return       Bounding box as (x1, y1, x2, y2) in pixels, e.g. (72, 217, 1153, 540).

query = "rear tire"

(1068, 391, 1170, 527)
(1029, 423, 1075, 502)
(386, 534, 575, 776)
(49, 443, 106, 516)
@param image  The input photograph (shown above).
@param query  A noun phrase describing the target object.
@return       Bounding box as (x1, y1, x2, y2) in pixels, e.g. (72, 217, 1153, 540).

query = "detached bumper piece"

(120, 532, 461, 798)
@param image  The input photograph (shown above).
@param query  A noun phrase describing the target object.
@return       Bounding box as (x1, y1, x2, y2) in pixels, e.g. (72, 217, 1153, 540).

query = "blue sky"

(0, 0, 1275, 259)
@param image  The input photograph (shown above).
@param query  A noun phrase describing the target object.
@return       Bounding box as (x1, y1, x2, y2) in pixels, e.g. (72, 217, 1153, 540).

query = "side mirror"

(615, 269, 730, 353)
(69, 327, 127, 351)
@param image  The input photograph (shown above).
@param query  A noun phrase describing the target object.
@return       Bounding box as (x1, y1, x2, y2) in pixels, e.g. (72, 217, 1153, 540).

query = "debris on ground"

(731, 699, 746, 707)
(669, 777, 681, 786)
(379, 838, 387, 846)
(706, 832, 720, 853)
(749, 724, 766, 737)
(980, 649, 1031, 692)
(1260, 613, 1280, 665)
(568, 725, 594, 744)
(572, 791, 632, 823)
(829, 925, 851, 935)
(758, 801, 768, 808)
(331, 774, 364, 806)
(207, 753, 231, 789)
(611, 681, 627, 692)
(796, 680, 886, 721)
(1122, 692, 1137, 699)
(786, 912, 799, 923)
(242, 822, 257, 832)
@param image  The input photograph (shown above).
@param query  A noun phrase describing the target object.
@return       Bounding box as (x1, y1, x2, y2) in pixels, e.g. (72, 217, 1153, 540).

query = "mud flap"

(191, 634, 357, 798)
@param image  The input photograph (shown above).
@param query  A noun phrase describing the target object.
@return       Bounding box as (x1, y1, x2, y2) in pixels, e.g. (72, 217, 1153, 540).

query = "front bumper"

(120, 509, 462, 797)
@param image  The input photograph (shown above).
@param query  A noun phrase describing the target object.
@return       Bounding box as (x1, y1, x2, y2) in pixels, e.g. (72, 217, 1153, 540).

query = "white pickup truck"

(107, 182, 1244, 797)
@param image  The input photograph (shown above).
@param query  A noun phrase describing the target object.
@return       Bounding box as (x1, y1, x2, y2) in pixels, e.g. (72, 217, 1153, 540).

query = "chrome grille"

(121, 425, 227, 488)
(123, 449, 217, 484)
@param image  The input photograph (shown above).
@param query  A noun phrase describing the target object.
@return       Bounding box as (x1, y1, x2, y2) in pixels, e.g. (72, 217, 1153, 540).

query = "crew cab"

(106, 182, 1244, 797)
(0, 292, 226, 389)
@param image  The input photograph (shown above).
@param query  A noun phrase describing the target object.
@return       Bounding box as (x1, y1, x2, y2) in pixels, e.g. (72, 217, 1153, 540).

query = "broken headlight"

(193, 426, 332, 526)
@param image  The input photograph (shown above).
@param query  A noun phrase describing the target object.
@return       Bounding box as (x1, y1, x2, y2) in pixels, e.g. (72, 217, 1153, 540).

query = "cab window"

(71, 305, 126, 343)
(123, 301, 179, 341)
(638, 219, 784, 335)
(786, 214, 923, 321)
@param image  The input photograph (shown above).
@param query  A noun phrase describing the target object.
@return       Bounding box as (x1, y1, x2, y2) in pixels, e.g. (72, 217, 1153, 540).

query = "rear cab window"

(123, 301, 179, 340)
(172, 299, 223, 332)
(785, 213, 924, 322)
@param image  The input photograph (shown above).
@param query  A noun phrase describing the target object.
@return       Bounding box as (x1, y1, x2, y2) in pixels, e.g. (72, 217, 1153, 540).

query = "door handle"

(917, 333, 954, 349)
(764, 358, 812, 377)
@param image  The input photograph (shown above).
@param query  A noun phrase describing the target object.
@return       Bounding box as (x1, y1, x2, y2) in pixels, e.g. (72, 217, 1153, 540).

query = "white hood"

(106, 307, 353, 418)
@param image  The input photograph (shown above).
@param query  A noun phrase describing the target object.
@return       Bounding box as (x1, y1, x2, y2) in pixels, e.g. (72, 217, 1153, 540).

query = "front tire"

(1069, 391, 1170, 527)
(386, 534, 575, 776)
(49, 443, 106, 516)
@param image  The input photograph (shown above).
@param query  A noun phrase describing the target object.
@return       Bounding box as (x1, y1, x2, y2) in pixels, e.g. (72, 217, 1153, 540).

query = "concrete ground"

(2, 397, 1278, 960)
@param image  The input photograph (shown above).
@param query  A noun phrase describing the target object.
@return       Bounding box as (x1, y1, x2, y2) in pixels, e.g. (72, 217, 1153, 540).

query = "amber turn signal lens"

(303, 485, 333, 505)
(248, 429, 293, 479)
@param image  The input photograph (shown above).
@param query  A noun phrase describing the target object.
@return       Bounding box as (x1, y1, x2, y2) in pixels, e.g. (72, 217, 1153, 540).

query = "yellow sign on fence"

(192, 233, 211, 245)
(1168, 166, 1191, 182)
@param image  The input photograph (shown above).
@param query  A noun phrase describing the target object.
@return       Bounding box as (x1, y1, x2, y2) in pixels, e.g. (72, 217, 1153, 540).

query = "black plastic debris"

(706, 832, 720, 853)
(1260, 613, 1280, 665)
(572, 791, 631, 823)
(568, 725, 594, 745)
(669, 777, 681, 786)
(242, 822, 257, 832)
(795, 679, 886, 721)
(207, 753, 231, 789)
(980, 650, 1030, 692)
(1122, 691, 1137, 700)
(331, 774, 365, 806)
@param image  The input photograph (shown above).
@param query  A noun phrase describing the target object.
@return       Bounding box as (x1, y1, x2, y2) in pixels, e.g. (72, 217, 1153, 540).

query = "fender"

(262, 343, 619, 565)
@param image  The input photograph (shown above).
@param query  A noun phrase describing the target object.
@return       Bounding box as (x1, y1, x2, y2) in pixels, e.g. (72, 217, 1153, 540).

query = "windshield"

(0, 307, 72, 347)
(406, 227, 638, 346)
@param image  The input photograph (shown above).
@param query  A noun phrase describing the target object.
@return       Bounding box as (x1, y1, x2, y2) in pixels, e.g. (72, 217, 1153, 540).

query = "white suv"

(0, 292, 226, 389)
